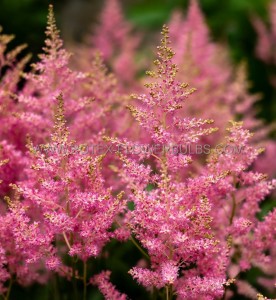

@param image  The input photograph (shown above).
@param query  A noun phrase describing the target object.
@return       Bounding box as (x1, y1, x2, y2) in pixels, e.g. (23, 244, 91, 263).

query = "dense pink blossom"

(18, 5, 90, 145)
(18, 94, 125, 262)
(253, 1, 276, 65)
(104, 25, 276, 299)
(88, 0, 140, 86)
(0, 1, 275, 299)
(167, 0, 276, 180)
(91, 270, 127, 300)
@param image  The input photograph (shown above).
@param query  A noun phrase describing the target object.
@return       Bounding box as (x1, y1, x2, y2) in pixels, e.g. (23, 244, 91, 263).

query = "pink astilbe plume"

(127, 25, 214, 147)
(169, 0, 229, 86)
(0, 141, 25, 197)
(253, 16, 272, 64)
(91, 270, 127, 300)
(166, 1, 234, 141)
(0, 26, 30, 94)
(168, 0, 254, 132)
(253, 0, 276, 89)
(71, 52, 121, 142)
(18, 5, 91, 145)
(70, 51, 139, 191)
(22, 5, 130, 149)
(89, 0, 140, 86)
(0, 159, 53, 293)
(0, 197, 54, 294)
(167, 0, 252, 129)
(253, 1, 276, 65)
(0, 28, 30, 195)
(242, 208, 276, 294)
(106, 25, 229, 299)
(14, 94, 125, 286)
(105, 25, 276, 299)
(167, 0, 276, 179)
(204, 121, 276, 298)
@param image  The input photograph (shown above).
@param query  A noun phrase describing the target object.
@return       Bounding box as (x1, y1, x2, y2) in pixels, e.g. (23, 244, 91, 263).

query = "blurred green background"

(0, 0, 275, 299)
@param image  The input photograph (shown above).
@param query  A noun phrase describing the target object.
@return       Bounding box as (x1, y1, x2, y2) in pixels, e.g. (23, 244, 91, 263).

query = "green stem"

(5, 278, 12, 300)
(229, 193, 236, 225)
(229, 175, 237, 225)
(164, 285, 173, 300)
(130, 236, 149, 259)
(166, 285, 169, 300)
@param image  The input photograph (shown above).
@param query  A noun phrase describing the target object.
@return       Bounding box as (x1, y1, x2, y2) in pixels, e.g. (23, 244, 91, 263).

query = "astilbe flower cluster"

(253, 0, 276, 68)
(0, 1, 275, 299)
(81, 0, 140, 88)
(167, 0, 276, 179)
(18, 5, 92, 145)
(0, 27, 30, 196)
(105, 25, 276, 299)
(252, 0, 276, 176)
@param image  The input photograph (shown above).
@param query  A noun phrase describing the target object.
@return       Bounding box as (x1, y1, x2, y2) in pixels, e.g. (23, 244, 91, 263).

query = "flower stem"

(229, 175, 237, 225)
(63, 232, 71, 250)
(4, 278, 12, 300)
(165, 285, 173, 300)
(229, 193, 236, 225)
(130, 235, 149, 259)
